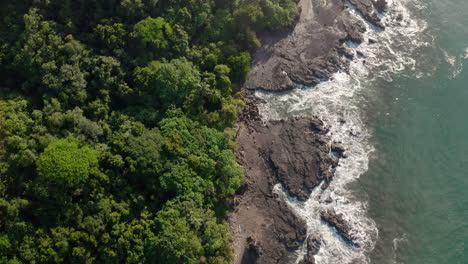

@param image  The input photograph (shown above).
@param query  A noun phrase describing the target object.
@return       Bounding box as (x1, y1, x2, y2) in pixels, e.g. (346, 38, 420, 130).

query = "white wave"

(391, 233, 408, 264)
(465, 47, 468, 59)
(345, 0, 432, 81)
(443, 50, 464, 79)
(258, 67, 376, 264)
(254, 0, 430, 263)
(274, 182, 378, 264)
(443, 50, 457, 66)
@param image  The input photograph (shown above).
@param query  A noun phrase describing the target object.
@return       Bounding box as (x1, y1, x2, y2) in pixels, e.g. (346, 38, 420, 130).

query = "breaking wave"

(254, 0, 430, 263)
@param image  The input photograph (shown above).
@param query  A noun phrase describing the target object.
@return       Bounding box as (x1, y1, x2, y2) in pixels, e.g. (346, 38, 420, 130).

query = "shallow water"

(256, 0, 467, 263)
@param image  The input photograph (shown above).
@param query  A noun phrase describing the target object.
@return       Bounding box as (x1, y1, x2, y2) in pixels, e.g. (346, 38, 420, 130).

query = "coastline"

(229, 98, 340, 263)
(228, 0, 389, 263)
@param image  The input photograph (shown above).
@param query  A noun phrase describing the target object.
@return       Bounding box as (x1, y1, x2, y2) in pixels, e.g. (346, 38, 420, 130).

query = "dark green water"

(359, 0, 468, 263)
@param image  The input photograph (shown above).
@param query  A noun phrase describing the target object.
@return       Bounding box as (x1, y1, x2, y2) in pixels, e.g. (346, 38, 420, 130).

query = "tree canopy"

(0, 0, 297, 263)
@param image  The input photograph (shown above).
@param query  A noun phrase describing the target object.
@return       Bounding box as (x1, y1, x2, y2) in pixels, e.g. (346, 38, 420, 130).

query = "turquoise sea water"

(358, 0, 468, 263)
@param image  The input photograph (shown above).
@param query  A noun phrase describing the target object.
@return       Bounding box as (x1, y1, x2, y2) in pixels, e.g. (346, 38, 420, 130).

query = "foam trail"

(391, 233, 408, 264)
(442, 50, 464, 79)
(255, 0, 430, 263)
(259, 71, 377, 264)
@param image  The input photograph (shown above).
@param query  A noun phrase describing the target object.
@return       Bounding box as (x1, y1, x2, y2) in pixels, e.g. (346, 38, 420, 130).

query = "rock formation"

(229, 0, 387, 263)
(244, 0, 385, 92)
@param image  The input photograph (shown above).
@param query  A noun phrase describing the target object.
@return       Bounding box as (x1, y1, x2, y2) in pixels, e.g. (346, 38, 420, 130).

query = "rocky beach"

(228, 0, 389, 263)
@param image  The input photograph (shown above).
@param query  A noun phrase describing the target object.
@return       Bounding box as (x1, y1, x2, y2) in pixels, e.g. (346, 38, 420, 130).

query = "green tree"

(227, 52, 251, 83)
(133, 17, 172, 51)
(125, 128, 164, 188)
(154, 196, 232, 264)
(159, 0, 214, 38)
(159, 112, 243, 204)
(131, 16, 187, 62)
(134, 58, 202, 110)
(93, 22, 127, 55)
(0, 0, 298, 262)
(36, 137, 98, 186)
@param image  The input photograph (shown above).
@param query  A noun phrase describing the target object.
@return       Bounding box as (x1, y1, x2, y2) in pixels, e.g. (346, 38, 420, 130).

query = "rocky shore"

(229, 0, 387, 263)
(244, 0, 387, 92)
(229, 97, 333, 263)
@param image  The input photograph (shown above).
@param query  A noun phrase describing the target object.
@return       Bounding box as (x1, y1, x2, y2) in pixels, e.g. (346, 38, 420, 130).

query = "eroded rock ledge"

(320, 209, 360, 248)
(266, 118, 336, 201)
(229, 98, 337, 263)
(230, 0, 387, 263)
(245, 0, 386, 92)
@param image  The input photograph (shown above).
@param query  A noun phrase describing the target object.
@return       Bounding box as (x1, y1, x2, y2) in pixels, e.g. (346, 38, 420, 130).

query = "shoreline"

(229, 0, 389, 263)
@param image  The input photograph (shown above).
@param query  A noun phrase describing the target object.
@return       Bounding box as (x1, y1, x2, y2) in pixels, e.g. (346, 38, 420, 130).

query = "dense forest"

(0, 0, 297, 263)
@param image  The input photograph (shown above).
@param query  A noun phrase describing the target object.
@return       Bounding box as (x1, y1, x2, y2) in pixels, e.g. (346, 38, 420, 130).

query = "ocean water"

(255, 0, 468, 263)
(358, 0, 468, 263)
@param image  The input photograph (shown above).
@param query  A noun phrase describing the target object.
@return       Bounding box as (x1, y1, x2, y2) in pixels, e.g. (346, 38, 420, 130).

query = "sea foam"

(255, 0, 430, 263)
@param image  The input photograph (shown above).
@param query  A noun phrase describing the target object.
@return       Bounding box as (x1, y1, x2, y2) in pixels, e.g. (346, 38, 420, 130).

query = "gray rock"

(244, 0, 386, 92)
(368, 38, 377, 44)
(266, 118, 336, 201)
(374, 0, 389, 13)
(320, 209, 360, 247)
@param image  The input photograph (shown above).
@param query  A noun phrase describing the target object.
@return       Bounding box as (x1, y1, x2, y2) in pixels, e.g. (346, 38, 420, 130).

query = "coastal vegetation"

(0, 0, 297, 263)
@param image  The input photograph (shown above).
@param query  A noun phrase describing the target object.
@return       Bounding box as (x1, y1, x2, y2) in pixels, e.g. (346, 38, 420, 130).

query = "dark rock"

(241, 237, 260, 264)
(356, 50, 365, 58)
(238, 90, 262, 124)
(320, 209, 359, 247)
(235, 194, 308, 264)
(236, 183, 249, 195)
(331, 143, 347, 158)
(304, 236, 322, 264)
(244, 0, 386, 92)
(298, 236, 322, 264)
(340, 18, 367, 44)
(348, 0, 386, 29)
(307, 237, 321, 255)
(231, 114, 330, 263)
(309, 118, 329, 135)
(242, 196, 307, 264)
(302, 255, 315, 264)
(374, 0, 388, 13)
(229, 0, 382, 262)
(368, 38, 377, 44)
(266, 118, 336, 201)
(338, 46, 355, 60)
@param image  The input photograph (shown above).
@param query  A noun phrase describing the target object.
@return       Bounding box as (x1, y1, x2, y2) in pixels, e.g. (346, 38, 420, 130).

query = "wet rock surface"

(348, 0, 386, 28)
(266, 118, 336, 201)
(230, 0, 387, 263)
(245, 0, 385, 92)
(230, 107, 334, 263)
(300, 236, 322, 264)
(320, 208, 359, 247)
(374, 0, 389, 13)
